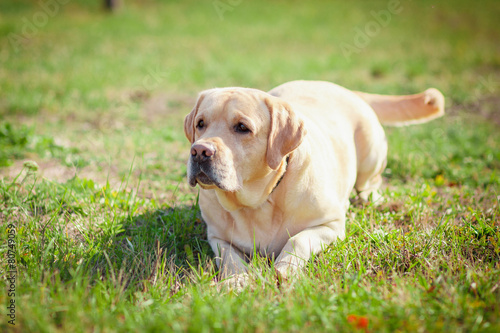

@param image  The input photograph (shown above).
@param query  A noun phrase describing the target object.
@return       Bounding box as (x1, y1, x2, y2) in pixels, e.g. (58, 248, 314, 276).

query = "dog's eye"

(197, 119, 204, 129)
(235, 123, 250, 133)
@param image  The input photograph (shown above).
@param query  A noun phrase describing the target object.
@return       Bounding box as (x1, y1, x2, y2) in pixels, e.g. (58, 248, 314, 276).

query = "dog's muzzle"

(191, 142, 216, 164)
(188, 142, 218, 187)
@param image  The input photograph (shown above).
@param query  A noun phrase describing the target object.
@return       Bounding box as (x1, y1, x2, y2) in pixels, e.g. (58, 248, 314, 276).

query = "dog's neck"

(214, 156, 290, 211)
(270, 156, 289, 194)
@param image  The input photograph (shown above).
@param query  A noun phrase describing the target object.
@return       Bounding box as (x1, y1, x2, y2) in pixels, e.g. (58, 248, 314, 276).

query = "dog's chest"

(226, 201, 289, 256)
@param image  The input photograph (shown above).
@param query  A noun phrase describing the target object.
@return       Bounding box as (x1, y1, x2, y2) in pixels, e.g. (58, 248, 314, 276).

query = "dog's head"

(184, 88, 306, 193)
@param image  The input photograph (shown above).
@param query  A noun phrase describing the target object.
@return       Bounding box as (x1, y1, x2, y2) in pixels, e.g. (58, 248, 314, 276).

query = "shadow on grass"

(80, 203, 216, 291)
(119, 204, 212, 268)
(1, 170, 217, 296)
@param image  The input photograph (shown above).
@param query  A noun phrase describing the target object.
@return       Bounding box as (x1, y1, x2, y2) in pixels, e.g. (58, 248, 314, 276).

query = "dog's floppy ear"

(184, 92, 206, 144)
(265, 96, 306, 170)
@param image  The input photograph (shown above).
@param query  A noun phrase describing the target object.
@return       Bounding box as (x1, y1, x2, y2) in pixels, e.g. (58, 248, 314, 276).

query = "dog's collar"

(271, 156, 290, 194)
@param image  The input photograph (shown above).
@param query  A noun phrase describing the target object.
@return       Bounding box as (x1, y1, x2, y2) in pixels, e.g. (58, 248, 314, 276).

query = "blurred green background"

(1, 0, 499, 192)
(1, 1, 500, 332)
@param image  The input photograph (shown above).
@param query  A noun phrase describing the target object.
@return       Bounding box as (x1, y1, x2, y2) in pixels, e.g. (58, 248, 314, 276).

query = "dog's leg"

(274, 221, 345, 280)
(209, 238, 250, 291)
(355, 138, 386, 204)
(209, 237, 248, 277)
(355, 171, 384, 203)
(354, 124, 388, 204)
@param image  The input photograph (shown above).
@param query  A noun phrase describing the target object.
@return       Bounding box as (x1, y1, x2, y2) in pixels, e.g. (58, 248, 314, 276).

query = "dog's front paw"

(219, 273, 249, 293)
(275, 265, 289, 283)
(275, 263, 299, 288)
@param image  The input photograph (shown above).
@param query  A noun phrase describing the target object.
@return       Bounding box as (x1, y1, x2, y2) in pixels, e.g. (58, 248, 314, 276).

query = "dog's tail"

(354, 88, 445, 126)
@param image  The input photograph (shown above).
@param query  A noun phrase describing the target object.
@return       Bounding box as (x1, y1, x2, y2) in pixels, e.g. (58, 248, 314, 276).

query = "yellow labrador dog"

(184, 80, 444, 285)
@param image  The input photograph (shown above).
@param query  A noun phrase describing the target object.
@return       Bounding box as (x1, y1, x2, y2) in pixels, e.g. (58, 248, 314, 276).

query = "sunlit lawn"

(1, 0, 499, 331)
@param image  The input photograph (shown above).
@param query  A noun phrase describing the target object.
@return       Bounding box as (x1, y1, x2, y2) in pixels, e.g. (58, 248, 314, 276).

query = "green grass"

(1, 0, 499, 331)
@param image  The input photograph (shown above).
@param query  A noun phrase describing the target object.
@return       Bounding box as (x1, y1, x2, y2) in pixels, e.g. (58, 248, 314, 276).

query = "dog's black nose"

(191, 142, 216, 163)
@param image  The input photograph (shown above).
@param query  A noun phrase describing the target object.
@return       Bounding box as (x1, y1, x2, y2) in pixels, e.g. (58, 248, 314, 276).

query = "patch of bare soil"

(141, 93, 195, 124)
(0, 159, 123, 189)
(106, 88, 195, 124)
(0, 157, 197, 207)
(449, 95, 500, 126)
